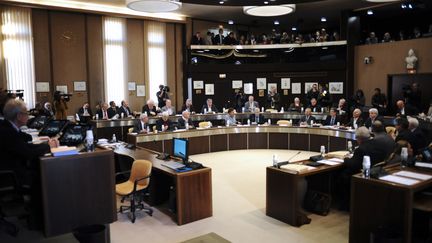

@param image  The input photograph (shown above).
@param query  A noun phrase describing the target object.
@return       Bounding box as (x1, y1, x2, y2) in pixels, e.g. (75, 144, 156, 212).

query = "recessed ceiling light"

(408, 3, 413, 9)
(367, 10, 373, 15)
(228, 20, 234, 25)
(291, 27, 297, 31)
(126, 0, 182, 13)
(243, 4, 296, 17)
(264, 1, 269, 5)
(321, 17, 327, 22)
(219, 1, 224, 4)
(365, 0, 402, 2)
(274, 20, 279, 25)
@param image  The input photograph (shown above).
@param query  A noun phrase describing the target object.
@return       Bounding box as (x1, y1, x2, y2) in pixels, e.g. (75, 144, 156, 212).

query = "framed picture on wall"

(244, 83, 253, 95)
(291, 83, 301, 94)
(205, 84, 214, 95)
(74, 81, 86, 92)
(329, 82, 344, 94)
(304, 82, 318, 94)
(281, 78, 291, 89)
(268, 83, 277, 92)
(56, 85, 68, 94)
(232, 80, 243, 89)
(128, 82, 136, 91)
(36, 82, 50, 92)
(193, 80, 204, 89)
(137, 85, 145, 97)
(257, 78, 266, 89)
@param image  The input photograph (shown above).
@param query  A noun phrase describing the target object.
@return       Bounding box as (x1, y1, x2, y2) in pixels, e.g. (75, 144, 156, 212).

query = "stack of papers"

(51, 146, 78, 157)
(416, 162, 432, 169)
(379, 175, 420, 186)
(280, 164, 316, 173)
(393, 171, 432, 181)
(316, 158, 344, 166)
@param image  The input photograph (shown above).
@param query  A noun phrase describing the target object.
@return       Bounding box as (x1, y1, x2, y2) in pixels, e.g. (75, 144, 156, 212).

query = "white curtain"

(145, 21, 166, 104)
(1, 7, 35, 108)
(103, 17, 127, 105)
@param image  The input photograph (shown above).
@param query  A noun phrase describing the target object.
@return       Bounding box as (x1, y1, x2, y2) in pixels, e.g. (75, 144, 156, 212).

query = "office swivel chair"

(115, 160, 153, 223)
(276, 120, 291, 126)
(198, 121, 211, 128)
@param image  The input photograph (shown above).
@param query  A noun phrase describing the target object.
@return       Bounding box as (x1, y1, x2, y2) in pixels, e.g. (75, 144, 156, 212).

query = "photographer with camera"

(157, 84, 170, 108)
(53, 91, 69, 120)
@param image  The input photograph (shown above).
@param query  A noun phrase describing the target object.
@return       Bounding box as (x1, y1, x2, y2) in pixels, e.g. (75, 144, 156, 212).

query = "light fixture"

(219, 1, 224, 4)
(365, 0, 401, 2)
(321, 17, 327, 22)
(401, 3, 406, 8)
(228, 20, 234, 25)
(274, 20, 280, 25)
(126, 0, 181, 13)
(291, 27, 297, 31)
(243, 4, 296, 17)
(367, 10, 373, 15)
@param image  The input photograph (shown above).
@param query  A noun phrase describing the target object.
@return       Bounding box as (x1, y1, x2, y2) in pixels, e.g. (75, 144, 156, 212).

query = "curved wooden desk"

(128, 126, 355, 155)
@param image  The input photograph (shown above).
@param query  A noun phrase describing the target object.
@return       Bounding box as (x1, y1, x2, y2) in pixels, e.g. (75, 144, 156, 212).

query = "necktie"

(331, 117, 334, 125)
(256, 116, 259, 123)
(104, 111, 108, 119)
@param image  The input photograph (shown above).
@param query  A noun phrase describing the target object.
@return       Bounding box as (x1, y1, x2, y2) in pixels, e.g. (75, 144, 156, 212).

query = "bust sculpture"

(405, 48, 418, 70)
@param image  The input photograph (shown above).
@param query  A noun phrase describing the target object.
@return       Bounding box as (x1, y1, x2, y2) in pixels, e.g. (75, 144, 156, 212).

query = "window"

(146, 21, 166, 104)
(103, 17, 126, 105)
(1, 7, 36, 108)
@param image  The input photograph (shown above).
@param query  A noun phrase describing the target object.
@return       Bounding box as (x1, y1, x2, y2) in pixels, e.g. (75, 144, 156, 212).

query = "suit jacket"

(244, 101, 259, 112)
(397, 105, 418, 116)
(177, 117, 193, 129)
(156, 118, 173, 132)
(133, 120, 152, 133)
(107, 107, 118, 117)
(308, 104, 322, 113)
(288, 103, 303, 112)
(249, 114, 265, 124)
(142, 105, 158, 116)
(411, 127, 427, 153)
(181, 104, 196, 114)
(300, 115, 316, 125)
(78, 107, 93, 117)
(324, 115, 341, 126)
(364, 116, 384, 128)
(0, 120, 50, 183)
(214, 34, 224, 45)
(395, 129, 416, 147)
(201, 104, 219, 114)
(118, 106, 131, 117)
(346, 117, 364, 128)
(96, 109, 115, 119)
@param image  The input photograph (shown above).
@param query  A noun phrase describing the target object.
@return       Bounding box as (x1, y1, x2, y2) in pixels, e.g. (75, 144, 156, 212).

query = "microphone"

(276, 151, 302, 169)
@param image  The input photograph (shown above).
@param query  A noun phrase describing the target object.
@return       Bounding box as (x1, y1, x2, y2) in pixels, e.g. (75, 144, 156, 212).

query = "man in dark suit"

(201, 98, 218, 114)
(249, 108, 265, 125)
(346, 108, 364, 128)
(299, 108, 316, 125)
(118, 100, 132, 117)
(244, 95, 259, 112)
(371, 121, 396, 159)
(133, 113, 152, 133)
(364, 108, 384, 128)
(77, 102, 93, 123)
(96, 102, 115, 119)
(324, 108, 341, 126)
(395, 117, 415, 147)
(156, 112, 173, 132)
(408, 117, 427, 154)
(214, 28, 224, 45)
(396, 100, 417, 116)
(107, 101, 118, 117)
(177, 110, 194, 129)
(307, 98, 321, 113)
(191, 32, 204, 45)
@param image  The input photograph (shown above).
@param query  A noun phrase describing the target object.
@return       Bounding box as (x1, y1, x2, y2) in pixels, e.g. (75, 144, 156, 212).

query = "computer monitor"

(59, 124, 90, 146)
(38, 120, 69, 137)
(173, 138, 188, 163)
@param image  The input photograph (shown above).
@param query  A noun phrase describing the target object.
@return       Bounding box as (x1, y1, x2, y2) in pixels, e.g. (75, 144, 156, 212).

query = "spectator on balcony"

(413, 27, 422, 38)
(280, 32, 290, 44)
(319, 28, 329, 42)
(330, 31, 340, 41)
(371, 88, 387, 115)
(250, 34, 257, 45)
(352, 89, 365, 111)
(224, 32, 238, 45)
(365, 32, 378, 44)
(398, 30, 405, 41)
(204, 31, 214, 45)
(239, 35, 247, 45)
(214, 28, 225, 45)
(191, 32, 204, 45)
(382, 32, 393, 43)
(306, 83, 319, 104)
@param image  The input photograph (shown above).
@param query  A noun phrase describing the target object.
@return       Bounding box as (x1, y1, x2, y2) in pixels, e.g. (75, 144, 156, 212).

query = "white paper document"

(379, 175, 420, 186)
(415, 162, 432, 169)
(328, 158, 344, 163)
(317, 160, 340, 166)
(393, 171, 432, 181)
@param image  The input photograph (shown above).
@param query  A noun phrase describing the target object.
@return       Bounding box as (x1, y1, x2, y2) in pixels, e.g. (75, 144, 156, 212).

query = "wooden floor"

(0, 149, 349, 243)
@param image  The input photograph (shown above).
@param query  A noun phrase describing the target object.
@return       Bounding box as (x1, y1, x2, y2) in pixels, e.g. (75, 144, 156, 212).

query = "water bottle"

(261, 107, 264, 112)
(268, 119, 271, 125)
(310, 119, 314, 126)
(301, 107, 304, 113)
(337, 122, 340, 127)
(121, 112, 124, 119)
(320, 145, 326, 157)
(363, 156, 371, 178)
(146, 126, 150, 133)
(86, 130, 94, 152)
(401, 147, 408, 169)
(242, 107, 245, 113)
(226, 120, 230, 127)
(247, 119, 251, 125)
(348, 141, 353, 154)
(185, 123, 189, 130)
(280, 107, 284, 113)
(321, 107, 324, 113)
(204, 108, 207, 114)
(95, 114, 99, 120)
(272, 154, 278, 167)
(112, 134, 117, 143)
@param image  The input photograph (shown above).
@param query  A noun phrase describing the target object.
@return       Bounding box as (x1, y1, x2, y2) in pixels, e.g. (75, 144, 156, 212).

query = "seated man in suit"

(408, 117, 427, 154)
(107, 101, 118, 117)
(142, 99, 159, 116)
(249, 108, 265, 125)
(225, 108, 239, 126)
(395, 117, 415, 147)
(156, 112, 173, 132)
(119, 100, 132, 118)
(96, 102, 115, 120)
(288, 97, 303, 112)
(161, 99, 176, 116)
(177, 110, 194, 129)
(324, 108, 341, 126)
(181, 98, 195, 114)
(346, 108, 364, 129)
(40, 102, 55, 119)
(133, 113, 152, 134)
(77, 102, 93, 122)
(0, 99, 59, 227)
(371, 121, 396, 159)
(364, 108, 384, 128)
(396, 100, 417, 116)
(244, 95, 259, 113)
(307, 98, 321, 113)
(201, 98, 218, 114)
(299, 108, 316, 126)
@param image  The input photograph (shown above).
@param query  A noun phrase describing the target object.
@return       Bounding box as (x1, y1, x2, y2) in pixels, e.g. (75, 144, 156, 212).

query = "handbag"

(303, 190, 332, 216)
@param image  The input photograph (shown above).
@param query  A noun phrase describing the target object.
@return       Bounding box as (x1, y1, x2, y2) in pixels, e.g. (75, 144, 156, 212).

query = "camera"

(54, 91, 72, 102)
(6, 89, 24, 100)
(162, 86, 170, 92)
(364, 56, 373, 64)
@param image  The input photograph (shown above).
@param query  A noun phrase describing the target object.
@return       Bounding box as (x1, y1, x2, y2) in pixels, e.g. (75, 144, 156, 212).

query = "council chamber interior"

(0, 0, 432, 243)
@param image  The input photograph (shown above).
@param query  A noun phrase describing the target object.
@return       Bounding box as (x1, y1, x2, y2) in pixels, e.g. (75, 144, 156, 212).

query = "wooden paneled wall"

(30, 8, 184, 115)
(354, 38, 432, 106)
